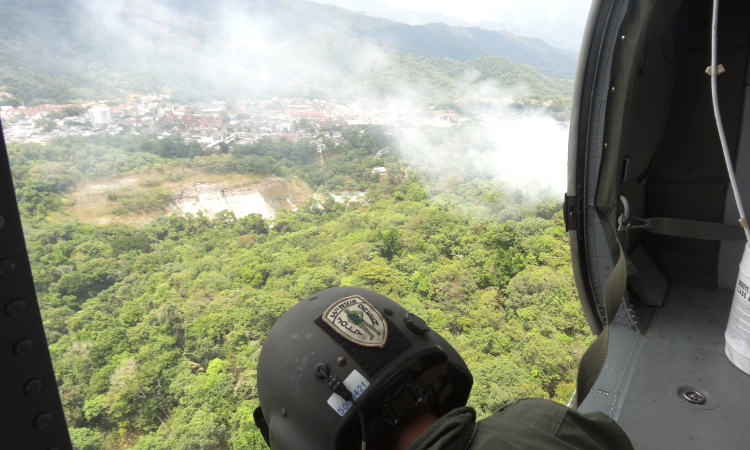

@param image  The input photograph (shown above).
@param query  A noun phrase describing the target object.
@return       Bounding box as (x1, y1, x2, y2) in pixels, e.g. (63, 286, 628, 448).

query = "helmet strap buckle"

(381, 383, 423, 426)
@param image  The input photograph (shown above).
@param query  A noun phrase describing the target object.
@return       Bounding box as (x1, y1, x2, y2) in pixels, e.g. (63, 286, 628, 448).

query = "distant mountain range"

(278, 0, 578, 77)
(351, 22, 576, 76)
(0, 0, 575, 104)
(307, 0, 588, 51)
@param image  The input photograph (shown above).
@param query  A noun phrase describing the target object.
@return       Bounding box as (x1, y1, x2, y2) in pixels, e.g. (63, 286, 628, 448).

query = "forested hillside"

(8, 124, 591, 449)
(352, 23, 576, 77)
(0, 0, 573, 104)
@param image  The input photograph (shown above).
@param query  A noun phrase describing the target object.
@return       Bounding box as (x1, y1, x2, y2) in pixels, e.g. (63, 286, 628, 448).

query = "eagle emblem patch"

(323, 295, 388, 348)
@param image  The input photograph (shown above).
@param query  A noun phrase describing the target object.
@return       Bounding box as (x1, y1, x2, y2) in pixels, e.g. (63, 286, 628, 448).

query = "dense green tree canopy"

(11, 126, 589, 449)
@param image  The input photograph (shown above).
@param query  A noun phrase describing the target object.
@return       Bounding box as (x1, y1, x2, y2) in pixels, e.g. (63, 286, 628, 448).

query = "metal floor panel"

(616, 286, 750, 450)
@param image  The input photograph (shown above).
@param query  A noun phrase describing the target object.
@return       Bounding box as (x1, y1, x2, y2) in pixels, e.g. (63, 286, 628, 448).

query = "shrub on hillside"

(109, 187, 174, 216)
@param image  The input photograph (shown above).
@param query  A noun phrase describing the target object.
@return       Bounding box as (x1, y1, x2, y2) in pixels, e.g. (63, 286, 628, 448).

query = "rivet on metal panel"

(5, 299, 26, 317)
(24, 379, 42, 395)
(13, 339, 33, 356)
(33, 412, 52, 429)
(0, 259, 15, 276)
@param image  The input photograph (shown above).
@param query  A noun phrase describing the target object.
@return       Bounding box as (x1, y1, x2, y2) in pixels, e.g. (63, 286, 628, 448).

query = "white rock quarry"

(171, 181, 288, 219)
(328, 192, 367, 203)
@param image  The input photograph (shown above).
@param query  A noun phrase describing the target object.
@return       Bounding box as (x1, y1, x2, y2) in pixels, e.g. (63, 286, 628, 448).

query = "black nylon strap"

(382, 383, 422, 426)
(368, 367, 450, 442)
(638, 216, 746, 241)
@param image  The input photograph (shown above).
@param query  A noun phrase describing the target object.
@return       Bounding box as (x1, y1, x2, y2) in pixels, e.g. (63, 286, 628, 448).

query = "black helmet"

(254, 287, 472, 450)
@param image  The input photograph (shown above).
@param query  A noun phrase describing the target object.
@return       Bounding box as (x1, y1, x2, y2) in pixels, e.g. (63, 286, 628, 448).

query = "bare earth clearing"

(51, 168, 314, 225)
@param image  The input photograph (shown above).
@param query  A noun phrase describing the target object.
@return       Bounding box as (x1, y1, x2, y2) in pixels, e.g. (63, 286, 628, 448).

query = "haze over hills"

(308, 0, 590, 51)
(0, 0, 575, 105)
(349, 22, 577, 74)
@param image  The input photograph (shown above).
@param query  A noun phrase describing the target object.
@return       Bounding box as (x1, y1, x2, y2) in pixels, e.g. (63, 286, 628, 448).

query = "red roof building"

(286, 109, 327, 122)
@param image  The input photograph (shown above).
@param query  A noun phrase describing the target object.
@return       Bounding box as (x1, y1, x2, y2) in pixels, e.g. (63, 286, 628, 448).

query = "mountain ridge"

(307, 0, 586, 51)
(0, 0, 574, 104)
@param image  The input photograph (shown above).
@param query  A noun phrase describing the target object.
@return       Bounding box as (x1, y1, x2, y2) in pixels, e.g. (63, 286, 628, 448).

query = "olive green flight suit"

(407, 399, 634, 450)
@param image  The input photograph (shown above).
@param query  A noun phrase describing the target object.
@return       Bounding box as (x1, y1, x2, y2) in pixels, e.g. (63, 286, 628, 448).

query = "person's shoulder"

(481, 398, 569, 436)
(475, 399, 634, 450)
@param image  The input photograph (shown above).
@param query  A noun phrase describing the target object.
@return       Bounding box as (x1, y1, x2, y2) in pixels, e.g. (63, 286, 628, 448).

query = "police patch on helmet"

(322, 295, 388, 348)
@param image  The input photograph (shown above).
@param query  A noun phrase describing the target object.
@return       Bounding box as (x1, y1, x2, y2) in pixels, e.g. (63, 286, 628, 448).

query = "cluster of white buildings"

(0, 93, 476, 146)
(88, 107, 112, 126)
(0, 93, 176, 144)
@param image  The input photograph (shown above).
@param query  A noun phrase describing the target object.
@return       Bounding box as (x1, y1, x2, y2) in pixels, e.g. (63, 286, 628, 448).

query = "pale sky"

(375, 0, 592, 25)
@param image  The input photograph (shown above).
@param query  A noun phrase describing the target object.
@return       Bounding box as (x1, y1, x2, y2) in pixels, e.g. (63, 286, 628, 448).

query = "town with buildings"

(0, 93, 469, 146)
(0, 92, 560, 155)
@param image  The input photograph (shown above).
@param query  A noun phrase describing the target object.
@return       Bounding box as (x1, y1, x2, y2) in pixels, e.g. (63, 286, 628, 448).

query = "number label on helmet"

(322, 295, 389, 348)
(326, 370, 370, 416)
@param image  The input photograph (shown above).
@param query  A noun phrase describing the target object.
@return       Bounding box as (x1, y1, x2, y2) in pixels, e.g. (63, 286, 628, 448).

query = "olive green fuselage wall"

(596, 0, 750, 288)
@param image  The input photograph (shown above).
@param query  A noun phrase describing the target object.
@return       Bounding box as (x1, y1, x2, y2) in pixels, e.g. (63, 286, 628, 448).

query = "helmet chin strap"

(315, 363, 369, 450)
(380, 383, 424, 427)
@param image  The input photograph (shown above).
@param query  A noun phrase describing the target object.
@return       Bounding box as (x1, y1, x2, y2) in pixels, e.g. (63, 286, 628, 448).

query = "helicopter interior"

(568, 0, 750, 448)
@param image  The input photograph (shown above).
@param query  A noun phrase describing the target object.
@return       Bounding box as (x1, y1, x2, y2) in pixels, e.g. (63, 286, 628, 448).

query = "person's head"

(254, 287, 473, 449)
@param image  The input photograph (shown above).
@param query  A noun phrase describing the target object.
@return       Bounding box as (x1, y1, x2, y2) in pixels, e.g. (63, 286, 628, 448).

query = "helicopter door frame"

(0, 120, 73, 449)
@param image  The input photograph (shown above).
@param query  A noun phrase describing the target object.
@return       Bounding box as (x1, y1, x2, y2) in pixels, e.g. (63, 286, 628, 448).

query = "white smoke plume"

(25, 0, 572, 201)
(480, 115, 569, 194)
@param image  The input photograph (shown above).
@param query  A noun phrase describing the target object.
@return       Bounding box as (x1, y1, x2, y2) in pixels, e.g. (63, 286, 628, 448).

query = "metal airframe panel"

(583, 0, 631, 326)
